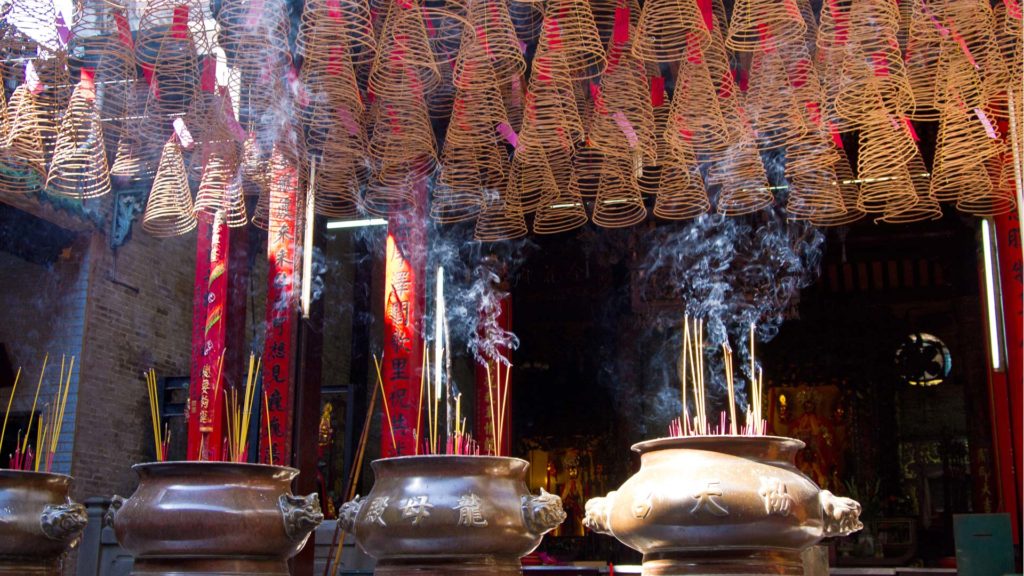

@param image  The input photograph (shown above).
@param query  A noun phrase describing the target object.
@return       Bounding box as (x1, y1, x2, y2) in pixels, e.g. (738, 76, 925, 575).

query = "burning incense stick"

(264, 390, 273, 466)
(0, 367, 21, 462)
(146, 368, 164, 461)
(723, 343, 737, 435)
(373, 354, 398, 454)
(20, 354, 49, 459)
(415, 340, 426, 455)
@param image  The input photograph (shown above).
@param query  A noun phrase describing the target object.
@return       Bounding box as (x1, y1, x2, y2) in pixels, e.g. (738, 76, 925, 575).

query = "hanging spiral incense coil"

(982, 2, 1014, 119)
(216, 0, 292, 102)
(784, 136, 848, 223)
(298, 0, 376, 67)
(110, 130, 159, 182)
(745, 47, 808, 151)
(314, 151, 367, 218)
(250, 181, 271, 229)
(664, 41, 732, 158)
(588, 53, 655, 168)
(500, 76, 526, 132)
(630, 0, 709, 63)
(192, 138, 248, 227)
(832, 0, 914, 123)
(474, 188, 529, 241)
(143, 138, 197, 237)
(954, 148, 1016, 216)
(135, 0, 210, 68)
(778, 38, 826, 132)
(796, 0, 817, 58)
(708, 133, 774, 216)
(435, 137, 507, 223)
(0, 85, 47, 193)
(368, 2, 443, 99)
(532, 148, 588, 233)
(637, 77, 672, 195)
(300, 42, 367, 156)
(46, 71, 111, 199)
(652, 154, 710, 220)
(506, 150, 554, 213)
(515, 23, 584, 166)
(69, 1, 138, 152)
(542, 0, 606, 80)
(904, 0, 945, 121)
(855, 110, 918, 214)
(27, 54, 71, 169)
(808, 145, 866, 226)
(815, 0, 856, 133)
(877, 149, 942, 223)
(364, 155, 433, 216)
(591, 157, 647, 228)
(462, 0, 527, 84)
(135, 21, 203, 153)
(929, 94, 1004, 204)
(367, 91, 438, 169)
(726, 0, 807, 53)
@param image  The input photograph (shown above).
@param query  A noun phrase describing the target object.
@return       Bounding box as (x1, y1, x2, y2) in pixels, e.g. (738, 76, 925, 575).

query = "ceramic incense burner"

(340, 455, 566, 575)
(0, 470, 88, 575)
(584, 436, 863, 576)
(109, 461, 322, 576)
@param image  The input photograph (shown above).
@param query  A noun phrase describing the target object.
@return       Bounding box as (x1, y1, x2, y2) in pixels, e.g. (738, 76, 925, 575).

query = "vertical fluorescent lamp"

(981, 218, 1004, 371)
(301, 157, 317, 318)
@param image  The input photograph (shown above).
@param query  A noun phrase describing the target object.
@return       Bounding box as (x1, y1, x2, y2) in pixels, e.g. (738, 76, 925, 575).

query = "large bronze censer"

(108, 461, 323, 576)
(584, 436, 863, 576)
(0, 470, 88, 575)
(340, 455, 566, 575)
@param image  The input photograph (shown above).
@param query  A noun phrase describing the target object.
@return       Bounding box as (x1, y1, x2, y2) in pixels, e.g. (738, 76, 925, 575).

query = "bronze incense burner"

(0, 470, 88, 575)
(108, 461, 322, 576)
(584, 436, 863, 576)
(340, 455, 566, 575)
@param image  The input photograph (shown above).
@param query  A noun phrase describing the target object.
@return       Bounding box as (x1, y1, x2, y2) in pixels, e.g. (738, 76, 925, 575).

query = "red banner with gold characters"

(993, 210, 1022, 541)
(261, 149, 300, 465)
(382, 212, 424, 457)
(188, 213, 229, 460)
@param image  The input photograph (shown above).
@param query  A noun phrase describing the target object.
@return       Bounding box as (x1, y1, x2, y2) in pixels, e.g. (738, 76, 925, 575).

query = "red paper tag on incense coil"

(589, 82, 609, 115)
(902, 117, 919, 141)
(327, 45, 345, 76)
(613, 6, 630, 44)
(805, 101, 822, 126)
(697, 0, 713, 30)
(171, 5, 189, 40)
(1005, 0, 1023, 19)
(79, 67, 96, 100)
(200, 57, 217, 92)
(113, 11, 133, 48)
(545, 17, 563, 50)
(828, 0, 848, 45)
(872, 52, 889, 77)
(948, 23, 979, 68)
(326, 0, 342, 19)
(535, 56, 552, 83)
(828, 122, 844, 149)
(650, 76, 665, 107)
(718, 71, 734, 98)
(783, 0, 801, 19)
(757, 23, 773, 51)
(733, 68, 748, 92)
(677, 126, 694, 142)
(476, 23, 494, 56)
(790, 58, 810, 88)
(686, 33, 704, 64)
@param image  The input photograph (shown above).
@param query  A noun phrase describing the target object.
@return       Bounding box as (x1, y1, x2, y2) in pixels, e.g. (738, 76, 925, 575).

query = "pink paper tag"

(339, 107, 362, 137)
(974, 108, 998, 138)
(173, 118, 194, 149)
(650, 76, 665, 107)
(902, 117, 919, 141)
(613, 112, 638, 148)
(25, 61, 42, 94)
(497, 122, 519, 148)
(828, 122, 844, 149)
(55, 12, 71, 45)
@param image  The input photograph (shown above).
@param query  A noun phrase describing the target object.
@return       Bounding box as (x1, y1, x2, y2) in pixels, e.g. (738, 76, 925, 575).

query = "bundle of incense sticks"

(485, 360, 511, 457)
(145, 368, 170, 461)
(672, 317, 767, 438)
(224, 354, 261, 463)
(5, 355, 48, 470)
(36, 357, 74, 472)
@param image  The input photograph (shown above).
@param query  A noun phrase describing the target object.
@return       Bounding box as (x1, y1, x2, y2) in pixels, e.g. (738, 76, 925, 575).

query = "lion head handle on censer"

(521, 488, 567, 535)
(819, 490, 863, 537)
(278, 493, 324, 542)
(582, 491, 617, 535)
(40, 500, 88, 545)
(338, 495, 363, 532)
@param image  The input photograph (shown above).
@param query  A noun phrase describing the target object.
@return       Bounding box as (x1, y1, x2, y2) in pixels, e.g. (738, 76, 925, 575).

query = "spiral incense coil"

(982, 3, 1014, 119)
(192, 139, 247, 226)
(0, 85, 47, 193)
(652, 158, 710, 220)
(314, 151, 366, 218)
(796, 0, 818, 58)
(300, 43, 367, 156)
(501, 76, 526, 132)
(532, 148, 588, 234)
(930, 31, 986, 114)
(778, 39, 826, 131)
(588, 54, 655, 167)
(998, 4, 1023, 88)
(367, 92, 438, 170)
(250, 182, 271, 230)
(808, 146, 866, 226)
(784, 139, 848, 223)
(814, 0, 856, 134)
(904, 0, 945, 120)
(832, 0, 914, 123)
(136, 23, 203, 151)
(745, 48, 808, 151)
(708, 135, 774, 216)
(46, 76, 111, 199)
(514, 37, 584, 166)
(143, 138, 197, 237)
(27, 55, 71, 169)
(876, 149, 942, 223)
(462, 0, 527, 85)
(638, 80, 672, 195)
(298, 0, 376, 67)
(135, 0, 210, 68)
(592, 155, 647, 228)
(217, 0, 292, 84)
(506, 150, 554, 213)
(953, 148, 1017, 216)
(435, 138, 507, 222)
(241, 131, 269, 193)
(855, 111, 918, 214)
(664, 43, 732, 157)
(726, 0, 807, 53)
(474, 192, 529, 241)
(69, 2, 139, 151)
(364, 156, 433, 216)
(929, 98, 1004, 203)
(541, 0, 607, 80)
(368, 3, 443, 99)
(630, 0, 709, 63)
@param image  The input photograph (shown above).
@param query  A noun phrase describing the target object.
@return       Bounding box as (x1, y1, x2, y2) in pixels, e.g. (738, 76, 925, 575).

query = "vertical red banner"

(475, 297, 513, 456)
(993, 211, 1023, 542)
(261, 152, 300, 465)
(188, 214, 229, 460)
(382, 212, 425, 457)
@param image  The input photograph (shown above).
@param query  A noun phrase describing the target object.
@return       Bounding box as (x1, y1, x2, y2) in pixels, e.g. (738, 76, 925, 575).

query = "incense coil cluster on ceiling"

(0, 0, 1020, 240)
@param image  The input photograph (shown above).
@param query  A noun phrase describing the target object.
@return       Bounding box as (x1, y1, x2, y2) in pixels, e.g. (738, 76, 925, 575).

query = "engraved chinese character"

(453, 493, 488, 527)
(365, 496, 390, 527)
(400, 495, 434, 525)
(758, 477, 794, 517)
(631, 489, 653, 520)
(690, 481, 729, 517)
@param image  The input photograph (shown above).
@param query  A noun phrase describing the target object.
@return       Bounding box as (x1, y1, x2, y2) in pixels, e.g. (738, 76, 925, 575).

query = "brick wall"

(71, 228, 196, 500)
